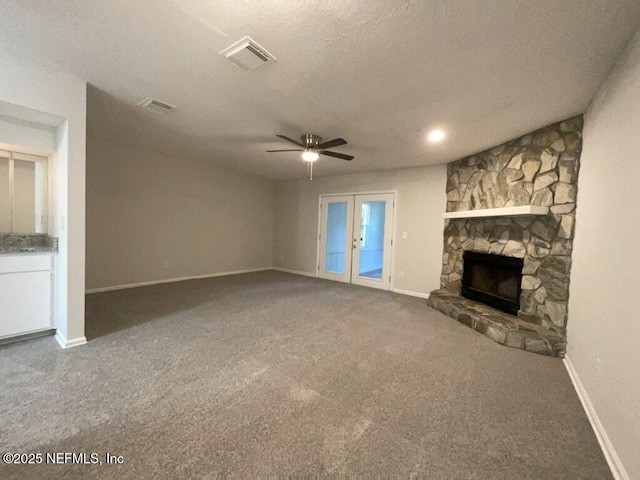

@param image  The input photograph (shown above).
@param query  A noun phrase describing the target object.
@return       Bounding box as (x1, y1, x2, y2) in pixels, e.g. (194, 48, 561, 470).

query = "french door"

(318, 193, 395, 290)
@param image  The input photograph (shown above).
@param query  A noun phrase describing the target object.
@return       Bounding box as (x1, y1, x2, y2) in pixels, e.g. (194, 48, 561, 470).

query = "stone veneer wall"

(441, 116, 582, 335)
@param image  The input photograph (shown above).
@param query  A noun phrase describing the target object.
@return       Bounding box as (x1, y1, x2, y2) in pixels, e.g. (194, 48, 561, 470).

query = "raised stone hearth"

(428, 288, 567, 357)
(429, 116, 582, 356)
(428, 289, 566, 356)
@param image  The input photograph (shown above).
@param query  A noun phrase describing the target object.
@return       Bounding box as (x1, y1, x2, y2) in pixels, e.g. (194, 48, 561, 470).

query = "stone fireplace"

(427, 116, 582, 357)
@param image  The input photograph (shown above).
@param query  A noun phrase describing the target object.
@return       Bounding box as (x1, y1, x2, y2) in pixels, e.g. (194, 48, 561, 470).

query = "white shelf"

(442, 205, 549, 219)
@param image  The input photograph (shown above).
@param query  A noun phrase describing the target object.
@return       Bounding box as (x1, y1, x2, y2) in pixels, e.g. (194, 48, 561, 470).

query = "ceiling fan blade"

(276, 134, 304, 147)
(317, 138, 347, 149)
(266, 149, 302, 152)
(320, 150, 354, 161)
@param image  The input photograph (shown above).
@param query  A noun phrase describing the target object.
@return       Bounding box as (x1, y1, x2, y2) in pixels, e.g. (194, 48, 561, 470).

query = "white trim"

(392, 288, 430, 299)
(389, 194, 399, 292)
(55, 331, 87, 349)
(85, 267, 272, 294)
(442, 205, 549, 219)
(271, 267, 317, 278)
(564, 356, 629, 480)
(315, 194, 323, 279)
(318, 189, 397, 198)
(0, 327, 55, 345)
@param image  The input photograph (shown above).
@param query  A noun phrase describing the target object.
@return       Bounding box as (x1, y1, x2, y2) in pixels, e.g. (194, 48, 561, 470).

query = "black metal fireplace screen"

(461, 251, 523, 315)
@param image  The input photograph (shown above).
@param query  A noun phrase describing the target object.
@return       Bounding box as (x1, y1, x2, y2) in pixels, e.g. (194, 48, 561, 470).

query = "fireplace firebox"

(461, 251, 523, 315)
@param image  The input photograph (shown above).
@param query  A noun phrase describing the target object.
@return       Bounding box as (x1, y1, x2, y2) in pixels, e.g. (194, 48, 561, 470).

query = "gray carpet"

(0, 271, 610, 479)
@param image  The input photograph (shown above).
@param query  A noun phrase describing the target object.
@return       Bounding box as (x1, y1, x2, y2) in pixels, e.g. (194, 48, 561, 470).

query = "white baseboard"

(564, 356, 629, 480)
(392, 288, 430, 299)
(85, 267, 272, 294)
(55, 331, 87, 349)
(271, 267, 317, 278)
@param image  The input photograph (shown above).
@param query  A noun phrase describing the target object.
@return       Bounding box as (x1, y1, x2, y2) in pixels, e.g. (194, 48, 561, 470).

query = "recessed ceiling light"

(428, 129, 445, 143)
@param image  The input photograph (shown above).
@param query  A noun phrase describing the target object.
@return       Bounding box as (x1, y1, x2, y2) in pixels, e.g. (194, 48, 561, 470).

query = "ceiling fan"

(266, 134, 354, 180)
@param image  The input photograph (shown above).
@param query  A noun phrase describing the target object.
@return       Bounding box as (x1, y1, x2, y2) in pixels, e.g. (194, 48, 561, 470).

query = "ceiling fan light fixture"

(301, 150, 319, 162)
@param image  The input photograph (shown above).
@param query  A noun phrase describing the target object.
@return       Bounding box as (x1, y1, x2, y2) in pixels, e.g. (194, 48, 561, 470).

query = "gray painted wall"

(568, 28, 640, 479)
(86, 140, 275, 290)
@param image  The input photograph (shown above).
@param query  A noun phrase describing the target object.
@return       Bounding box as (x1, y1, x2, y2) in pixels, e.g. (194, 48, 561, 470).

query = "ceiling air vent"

(138, 97, 176, 114)
(219, 36, 275, 71)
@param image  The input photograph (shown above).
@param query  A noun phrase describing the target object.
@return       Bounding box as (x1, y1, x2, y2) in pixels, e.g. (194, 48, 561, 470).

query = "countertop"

(0, 234, 58, 254)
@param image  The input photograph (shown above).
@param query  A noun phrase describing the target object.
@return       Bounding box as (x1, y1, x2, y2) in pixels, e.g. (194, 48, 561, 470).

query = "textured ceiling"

(1, 0, 639, 179)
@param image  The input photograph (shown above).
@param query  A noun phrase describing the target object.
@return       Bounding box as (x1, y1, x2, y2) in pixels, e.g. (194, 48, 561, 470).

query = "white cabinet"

(0, 254, 52, 339)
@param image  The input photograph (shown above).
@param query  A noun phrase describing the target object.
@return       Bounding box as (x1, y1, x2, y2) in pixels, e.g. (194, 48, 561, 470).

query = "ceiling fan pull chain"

(308, 161, 313, 181)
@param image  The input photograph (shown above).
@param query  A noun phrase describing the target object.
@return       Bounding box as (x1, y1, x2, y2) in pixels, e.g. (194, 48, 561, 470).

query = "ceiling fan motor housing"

(302, 134, 321, 148)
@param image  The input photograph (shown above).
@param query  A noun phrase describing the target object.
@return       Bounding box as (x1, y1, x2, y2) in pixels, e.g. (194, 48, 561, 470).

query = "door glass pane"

(0, 155, 10, 232)
(325, 202, 348, 274)
(359, 201, 385, 279)
(13, 159, 36, 233)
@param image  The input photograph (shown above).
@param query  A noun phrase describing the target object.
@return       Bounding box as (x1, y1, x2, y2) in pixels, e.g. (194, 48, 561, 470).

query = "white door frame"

(316, 191, 397, 290)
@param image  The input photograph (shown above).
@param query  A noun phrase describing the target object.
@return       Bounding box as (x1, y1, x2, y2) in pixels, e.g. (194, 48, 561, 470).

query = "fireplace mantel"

(442, 205, 549, 219)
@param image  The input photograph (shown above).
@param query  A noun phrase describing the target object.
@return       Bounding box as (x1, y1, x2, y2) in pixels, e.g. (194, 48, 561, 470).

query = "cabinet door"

(0, 271, 51, 338)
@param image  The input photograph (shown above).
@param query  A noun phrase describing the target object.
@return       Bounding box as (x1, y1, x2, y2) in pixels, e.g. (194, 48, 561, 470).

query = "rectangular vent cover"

(220, 36, 275, 71)
(138, 97, 176, 114)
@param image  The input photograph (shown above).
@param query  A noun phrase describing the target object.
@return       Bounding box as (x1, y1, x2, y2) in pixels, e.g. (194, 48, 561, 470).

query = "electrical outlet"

(398, 271, 404, 279)
(402, 232, 408, 239)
